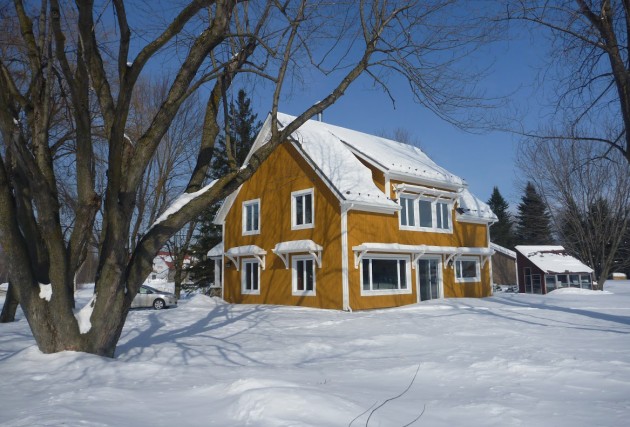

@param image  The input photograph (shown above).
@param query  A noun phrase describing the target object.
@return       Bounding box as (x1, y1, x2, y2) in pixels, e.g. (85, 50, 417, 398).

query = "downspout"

(487, 224, 494, 294)
(221, 223, 225, 298)
(341, 203, 354, 311)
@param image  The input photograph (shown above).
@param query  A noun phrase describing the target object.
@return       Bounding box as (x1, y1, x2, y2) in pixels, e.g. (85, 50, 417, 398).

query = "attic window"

(291, 189, 314, 230)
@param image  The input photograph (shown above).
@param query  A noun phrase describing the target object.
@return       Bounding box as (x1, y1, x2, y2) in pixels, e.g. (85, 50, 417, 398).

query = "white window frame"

(292, 255, 316, 296)
(242, 199, 261, 235)
(399, 195, 415, 227)
(398, 194, 453, 233)
(291, 189, 314, 230)
(454, 256, 481, 283)
(241, 259, 261, 295)
(360, 254, 412, 296)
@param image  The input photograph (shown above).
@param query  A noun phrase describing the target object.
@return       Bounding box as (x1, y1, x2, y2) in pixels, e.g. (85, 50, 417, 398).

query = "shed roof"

(515, 245, 593, 274)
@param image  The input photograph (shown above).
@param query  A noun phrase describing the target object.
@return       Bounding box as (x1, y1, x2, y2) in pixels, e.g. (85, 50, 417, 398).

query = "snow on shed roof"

(515, 245, 594, 274)
(456, 189, 497, 223)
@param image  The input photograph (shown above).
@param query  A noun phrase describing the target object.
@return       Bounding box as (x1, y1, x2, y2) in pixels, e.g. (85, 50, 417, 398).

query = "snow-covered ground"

(1, 282, 629, 426)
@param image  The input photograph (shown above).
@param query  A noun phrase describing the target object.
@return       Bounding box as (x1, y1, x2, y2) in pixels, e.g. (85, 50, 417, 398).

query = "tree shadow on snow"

(115, 302, 275, 366)
(476, 295, 630, 334)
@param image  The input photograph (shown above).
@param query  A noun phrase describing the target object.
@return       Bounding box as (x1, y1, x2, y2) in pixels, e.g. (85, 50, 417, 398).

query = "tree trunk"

(0, 282, 19, 323)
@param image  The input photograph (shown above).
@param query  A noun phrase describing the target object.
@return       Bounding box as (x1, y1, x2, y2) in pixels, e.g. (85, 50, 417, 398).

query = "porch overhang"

(351, 243, 494, 269)
(272, 240, 323, 269)
(224, 245, 267, 271)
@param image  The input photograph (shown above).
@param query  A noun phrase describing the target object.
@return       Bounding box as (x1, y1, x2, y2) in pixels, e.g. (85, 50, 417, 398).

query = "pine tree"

(487, 186, 515, 249)
(515, 182, 554, 245)
(210, 89, 262, 179)
(189, 90, 261, 289)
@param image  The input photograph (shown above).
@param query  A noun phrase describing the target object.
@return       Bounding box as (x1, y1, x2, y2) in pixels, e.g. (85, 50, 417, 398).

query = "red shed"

(515, 245, 594, 294)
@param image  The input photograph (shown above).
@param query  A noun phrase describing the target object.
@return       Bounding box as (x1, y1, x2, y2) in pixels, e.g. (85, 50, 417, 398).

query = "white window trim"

(360, 254, 412, 296)
(398, 194, 453, 234)
(292, 255, 316, 296)
(291, 189, 315, 230)
(241, 259, 261, 295)
(454, 256, 481, 283)
(242, 199, 261, 236)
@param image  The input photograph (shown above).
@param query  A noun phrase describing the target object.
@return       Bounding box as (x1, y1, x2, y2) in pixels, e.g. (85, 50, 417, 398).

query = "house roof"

(515, 245, 593, 274)
(456, 189, 497, 223)
(215, 113, 495, 223)
(490, 243, 516, 259)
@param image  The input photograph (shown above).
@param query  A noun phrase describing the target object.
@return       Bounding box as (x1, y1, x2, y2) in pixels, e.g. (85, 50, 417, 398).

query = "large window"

(361, 256, 411, 295)
(242, 199, 260, 235)
(292, 256, 315, 295)
(241, 259, 260, 294)
(291, 189, 314, 229)
(455, 257, 480, 282)
(398, 195, 452, 232)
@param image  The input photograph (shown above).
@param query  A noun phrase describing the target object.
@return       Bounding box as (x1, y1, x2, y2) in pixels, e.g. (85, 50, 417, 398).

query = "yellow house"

(213, 113, 497, 310)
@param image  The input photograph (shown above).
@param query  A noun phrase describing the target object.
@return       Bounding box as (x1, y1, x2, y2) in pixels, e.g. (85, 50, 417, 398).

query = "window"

(292, 256, 315, 295)
(361, 256, 411, 295)
(532, 274, 542, 294)
(292, 189, 314, 229)
(455, 257, 480, 282)
(580, 275, 592, 289)
(398, 195, 452, 232)
(241, 259, 260, 294)
(242, 199, 260, 235)
(569, 274, 580, 288)
(557, 274, 568, 287)
(545, 275, 557, 292)
(400, 196, 415, 226)
(436, 202, 450, 230)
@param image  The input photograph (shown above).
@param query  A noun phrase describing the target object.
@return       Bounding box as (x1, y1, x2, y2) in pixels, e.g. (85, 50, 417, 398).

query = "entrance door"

(417, 258, 441, 302)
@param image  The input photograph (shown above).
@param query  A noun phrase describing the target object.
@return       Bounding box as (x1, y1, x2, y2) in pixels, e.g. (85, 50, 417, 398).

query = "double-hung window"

(455, 257, 480, 283)
(398, 195, 452, 232)
(292, 189, 314, 230)
(292, 256, 315, 295)
(241, 259, 260, 294)
(361, 256, 411, 295)
(243, 199, 260, 235)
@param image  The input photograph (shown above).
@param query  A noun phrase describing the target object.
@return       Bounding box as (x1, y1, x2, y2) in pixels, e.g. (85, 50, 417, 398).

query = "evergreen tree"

(189, 90, 261, 289)
(487, 186, 515, 249)
(210, 89, 262, 179)
(515, 182, 554, 245)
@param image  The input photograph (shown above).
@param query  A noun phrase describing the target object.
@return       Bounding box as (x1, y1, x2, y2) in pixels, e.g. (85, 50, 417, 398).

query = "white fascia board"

(342, 201, 400, 214)
(456, 215, 496, 225)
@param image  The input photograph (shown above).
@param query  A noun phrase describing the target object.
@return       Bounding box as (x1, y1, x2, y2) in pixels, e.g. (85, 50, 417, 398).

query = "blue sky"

(248, 25, 550, 209)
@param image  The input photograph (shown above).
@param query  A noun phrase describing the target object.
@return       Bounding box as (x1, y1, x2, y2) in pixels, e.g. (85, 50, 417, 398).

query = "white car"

(131, 285, 177, 310)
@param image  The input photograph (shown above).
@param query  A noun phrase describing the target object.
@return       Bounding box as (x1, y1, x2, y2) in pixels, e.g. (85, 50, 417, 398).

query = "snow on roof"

(490, 243, 516, 259)
(207, 242, 224, 258)
(280, 113, 466, 188)
(456, 189, 497, 223)
(515, 245, 593, 274)
(276, 113, 398, 211)
(272, 240, 323, 254)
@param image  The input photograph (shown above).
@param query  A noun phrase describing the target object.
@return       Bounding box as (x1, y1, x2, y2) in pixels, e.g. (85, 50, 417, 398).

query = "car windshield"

(142, 286, 159, 293)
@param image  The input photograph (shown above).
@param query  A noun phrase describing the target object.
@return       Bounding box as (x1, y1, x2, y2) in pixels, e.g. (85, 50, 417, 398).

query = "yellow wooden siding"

(346, 205, 491, 310)
(223, 142, 344, 309)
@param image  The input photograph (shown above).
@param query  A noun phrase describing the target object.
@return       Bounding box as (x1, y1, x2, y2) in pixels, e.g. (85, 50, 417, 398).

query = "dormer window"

(398, 194, 452, 233)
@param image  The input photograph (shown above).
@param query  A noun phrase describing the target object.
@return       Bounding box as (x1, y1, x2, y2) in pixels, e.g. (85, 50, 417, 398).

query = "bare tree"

(518, 128, 630, 286)
(0, 0, 496, 357)
(506, 0, 630, 164)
